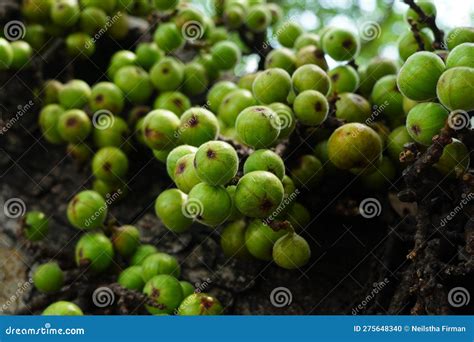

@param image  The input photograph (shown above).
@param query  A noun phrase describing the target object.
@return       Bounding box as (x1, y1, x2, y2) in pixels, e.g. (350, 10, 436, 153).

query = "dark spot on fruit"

(144, 127, 153, 137)
(315, 101, 322, 111)
(196, 214, 203, 220)
(176, 162, 186, 174)
(411, 124, 421, 136)
(206, 149, 216, 159)
(103, 162, 112, 172)
(66, 117, 77, 127)
(162, 67, 169, 74)
(331, 73, 339, 81)
(144, 127, 162, 140)
(255, 107, 265, 112)
(189, 114, 199, 127)
(260, 198, 273, 212)
(95, 94, 104, 103)
(314, 49, 325, 58)
(223, 98, 230, 104)
(78, 257, 91, 267)
(342, 39, 353, 48)
(151, 288, 160, 299)
(173, 98, 183, 108)
(201, 297, 213, 309)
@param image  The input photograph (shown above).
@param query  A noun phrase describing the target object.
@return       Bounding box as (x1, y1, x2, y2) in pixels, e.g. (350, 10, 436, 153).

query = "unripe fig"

(166, 145, 198, 180)
(406, 102, 449, 145)
(328, 65, 359, 94)
(292, 64, 331, 95)
(75, 232, 114, 273)
(194, 141, 239, 185)
(273, 232, 311, 269)
(220, 220, 252, 259)
(434, 139, 470, 178)
(398, 29, 434, 61)
(445, 27, 474, 50)
(155, 188, 193, 233)
(33, 262, 64, 293)
(446, 43, 474, 68)
(118, 266, 145, 291)
(235, 106, 280, 148)
(142, 109, 180, 150)
(185, 183, 232, 227)
(179, 108, 219, 146)
(265, 48, 297, 74)
(207, 81, 238, 113)
(371, 75, 404, 127)
(112, 225, 140, 258)
(387, 126, 414, 162)
(130, 244, 158, 266)
(244, 149, 285, 180)
(252, 68, 292, 104)
(143, 274, 183, 315)
(328, 123, 383, 170)
(174, 153, 201, 193)
(322, 27, 360, 61)
(218, 89, 256, 126)
(437, 67, 474, 111)
(43, 301, 83, 316)
(277, 21, 303, 48)
(177, 293, 223, 315)
(397, 51, 445, 101)
(245, 219, 287, 260)
(142, 253, 181, 281)
(154, 91, 191, 117)
(335, 92, 371, 123)
(293, 90, 329, 126)
(234, 171, 284, 218)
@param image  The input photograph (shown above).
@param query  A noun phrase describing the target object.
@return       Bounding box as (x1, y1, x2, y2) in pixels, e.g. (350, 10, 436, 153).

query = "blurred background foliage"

(194, 0, 474, 68)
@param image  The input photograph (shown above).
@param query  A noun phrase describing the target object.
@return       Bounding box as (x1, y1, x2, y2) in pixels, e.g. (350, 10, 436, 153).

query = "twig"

(403, 0, 445, 49)
(407, 19, 425, 51)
